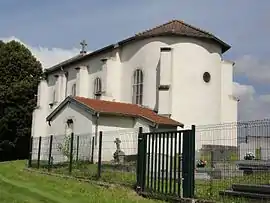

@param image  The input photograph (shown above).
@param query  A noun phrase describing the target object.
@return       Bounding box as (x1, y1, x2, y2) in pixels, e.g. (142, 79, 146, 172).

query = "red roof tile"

(74, 97, 182, 127)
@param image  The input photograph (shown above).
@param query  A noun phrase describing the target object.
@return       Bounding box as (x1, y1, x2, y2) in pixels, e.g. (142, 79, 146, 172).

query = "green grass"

(30, 160, 270, 202)
(0, 160, 162, 203)
(195, 172, 270, 203)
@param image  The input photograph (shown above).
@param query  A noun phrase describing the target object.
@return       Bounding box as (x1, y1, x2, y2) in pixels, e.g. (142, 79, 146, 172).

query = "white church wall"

(91, 116, 150, 162)
(48, 102, 93, 136)
(120, 38, 169, 108)
(48, 103, 93, 163)
(66, 64, 78, 97)
(99, 118, 150, 162)
(170, 37, 223, 128)
(87, 53, 108, 99)
(75, 65, 89, 98)
(32, 80, 49, 138)
(32, 35, 238, 153)
(119, 36, 235, 130)
(98, 115, 135, 132)
(105, 49, 122, 102)
(220, 60, 238, 123)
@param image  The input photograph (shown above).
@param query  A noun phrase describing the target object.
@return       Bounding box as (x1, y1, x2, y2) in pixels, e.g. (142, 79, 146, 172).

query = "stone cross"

(114, 138, 121, 151)
(80, 40, 87, 54)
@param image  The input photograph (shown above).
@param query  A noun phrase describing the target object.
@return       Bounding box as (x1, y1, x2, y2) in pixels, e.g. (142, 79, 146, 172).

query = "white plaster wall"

(120, 38, 168, 107)
(221, 61, 238, 123)
(48, 102, 93, 136)
(105, 49, 122, 102)
(32, 80, 49, 138)
(97, 117, 150, 162)
(32, 102, 94, 163)
(120, 36, 236, 128)
(170, 38, 223, 128)
(32, 35, 237, 152)
(66, 65, 78, 97)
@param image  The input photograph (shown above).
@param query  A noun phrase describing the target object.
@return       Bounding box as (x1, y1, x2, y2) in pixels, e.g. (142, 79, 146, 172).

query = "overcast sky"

(1, 0, 269, 121)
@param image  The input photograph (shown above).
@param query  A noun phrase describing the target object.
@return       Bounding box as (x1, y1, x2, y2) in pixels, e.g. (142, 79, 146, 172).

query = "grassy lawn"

(29, 160, 270, 202)
(0, 160, 162, 203)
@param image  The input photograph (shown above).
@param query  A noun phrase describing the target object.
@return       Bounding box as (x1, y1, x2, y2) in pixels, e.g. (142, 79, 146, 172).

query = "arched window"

(71, 83, 76, 96)
(132, 69, 143, 105)
(94, 77, 102, 99)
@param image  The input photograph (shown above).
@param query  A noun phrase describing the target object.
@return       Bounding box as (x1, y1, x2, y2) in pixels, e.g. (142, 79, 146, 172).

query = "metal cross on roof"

(80, 40, 87, 54)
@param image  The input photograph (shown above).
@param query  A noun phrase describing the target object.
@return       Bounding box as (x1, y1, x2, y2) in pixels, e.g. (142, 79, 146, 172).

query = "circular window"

(203, 72, 211, 83)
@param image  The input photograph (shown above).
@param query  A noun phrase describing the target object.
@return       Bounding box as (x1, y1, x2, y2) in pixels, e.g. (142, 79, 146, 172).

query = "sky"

(0, 0, 269, 121)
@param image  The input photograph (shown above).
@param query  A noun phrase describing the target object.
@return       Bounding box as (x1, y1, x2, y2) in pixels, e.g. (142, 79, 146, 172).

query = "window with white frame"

(132, 69, 143, 105)
(71, 83, 76, 96)
(94, 77, 102, 99)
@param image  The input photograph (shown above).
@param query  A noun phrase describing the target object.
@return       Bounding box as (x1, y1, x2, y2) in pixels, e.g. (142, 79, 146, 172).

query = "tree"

(0, 40, 43, 161)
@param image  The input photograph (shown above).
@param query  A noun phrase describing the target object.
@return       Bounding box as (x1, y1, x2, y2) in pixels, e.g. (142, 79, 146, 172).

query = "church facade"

(31, 20, 238, 145)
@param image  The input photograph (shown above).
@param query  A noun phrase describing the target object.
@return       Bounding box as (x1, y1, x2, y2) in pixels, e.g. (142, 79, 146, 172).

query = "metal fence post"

(37, 136, 42, 169)
(190, 125, 195, 198)
(48, 135, 53, 172)
(91, 137, 95, 164)
(142, 130, 147, 192)
(69, 133, 74, 174)
(28, 136, 33, 168)
(182, 125, 195, 198)
(136, 127, 144, 192)
(76, 135, 79, 162)
(97, 131, 103, 179)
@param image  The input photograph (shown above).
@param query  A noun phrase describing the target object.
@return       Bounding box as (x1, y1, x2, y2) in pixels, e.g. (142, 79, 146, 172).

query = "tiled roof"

(135, 20, 229, 51)
(74, 97, 183, 127)
(45, 20, 230, 73)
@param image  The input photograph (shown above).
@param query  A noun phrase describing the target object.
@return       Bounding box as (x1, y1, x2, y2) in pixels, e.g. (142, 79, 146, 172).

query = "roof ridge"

(45, 20, 230, 73)
(75, 96, 148, 108)
(135, 19, 177, 36)
(173, 20, 214, 36)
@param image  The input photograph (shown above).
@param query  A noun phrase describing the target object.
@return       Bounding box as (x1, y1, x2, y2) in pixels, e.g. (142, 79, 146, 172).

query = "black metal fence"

(136, 127, 196, 199)
(195, 119, 270, 202)
(28, 129, 139, 187)
(28, 119, 270, 202)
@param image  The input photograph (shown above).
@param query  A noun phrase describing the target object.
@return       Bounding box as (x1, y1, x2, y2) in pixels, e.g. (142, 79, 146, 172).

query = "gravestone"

(113, 138, 125, 164)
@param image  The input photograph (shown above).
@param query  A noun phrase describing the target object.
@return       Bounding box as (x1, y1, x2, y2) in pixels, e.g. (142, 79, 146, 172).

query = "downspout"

(94, 112, 100, 163)
(64, 71, 68, 98)
(95, 112, 100, 146)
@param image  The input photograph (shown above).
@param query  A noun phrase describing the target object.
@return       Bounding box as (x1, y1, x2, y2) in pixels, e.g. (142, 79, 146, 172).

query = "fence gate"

(136, 126, 195, 199)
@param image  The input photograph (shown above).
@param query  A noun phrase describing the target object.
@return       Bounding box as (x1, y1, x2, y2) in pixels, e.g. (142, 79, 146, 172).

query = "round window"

(203, 72, 211, 83)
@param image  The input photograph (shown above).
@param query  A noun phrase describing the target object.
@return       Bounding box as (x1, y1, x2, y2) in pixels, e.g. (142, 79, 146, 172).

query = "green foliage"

(0, 161, 158, 203)
(57, 135, 73, 161)
(0, 40, 43, 160)
(255, 148, 261, 160)
(229, 152, 238, 161)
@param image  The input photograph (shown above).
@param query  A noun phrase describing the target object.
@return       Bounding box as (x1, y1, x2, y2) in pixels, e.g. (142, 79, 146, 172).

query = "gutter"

(95, 112, 100, 146)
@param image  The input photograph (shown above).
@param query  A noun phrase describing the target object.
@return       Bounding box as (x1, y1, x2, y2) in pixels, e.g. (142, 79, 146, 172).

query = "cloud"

(234, 55, 270, 84)
(0, 36, 79, 69)
(233, 82, 270, 121)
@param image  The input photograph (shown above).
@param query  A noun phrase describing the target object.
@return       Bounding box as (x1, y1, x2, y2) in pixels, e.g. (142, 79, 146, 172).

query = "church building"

(31, 20, 238, 144)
